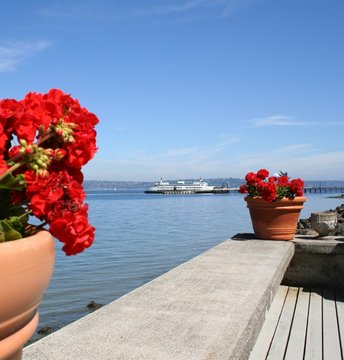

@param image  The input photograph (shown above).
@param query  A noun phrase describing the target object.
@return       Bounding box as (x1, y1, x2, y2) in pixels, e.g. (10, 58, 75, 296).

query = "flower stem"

(31, 222, 48, 233)
(6, 129, 56, 165)
(9, 199, 30, 209)
(37, 130, 55, 146)
(0, 161, 25, 182)
(25, 221, 48, 236)
(18, 210, 32, 219)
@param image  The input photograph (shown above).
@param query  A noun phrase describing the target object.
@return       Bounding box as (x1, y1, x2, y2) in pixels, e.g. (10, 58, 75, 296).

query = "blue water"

(33, 191, 343, 341)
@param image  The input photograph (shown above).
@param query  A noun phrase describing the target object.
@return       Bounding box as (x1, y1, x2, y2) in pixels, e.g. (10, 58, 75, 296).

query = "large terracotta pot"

(245, 196, 307, 240)
(0, 231, 55, 360)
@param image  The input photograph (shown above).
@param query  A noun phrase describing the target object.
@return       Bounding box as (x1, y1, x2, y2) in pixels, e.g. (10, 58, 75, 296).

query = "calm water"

(33, 191, 343, 341)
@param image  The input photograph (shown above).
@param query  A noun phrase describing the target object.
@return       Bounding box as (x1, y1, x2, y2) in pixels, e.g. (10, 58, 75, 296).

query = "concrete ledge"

(283, 235, 344, 288)
(24, 238, 294, 360)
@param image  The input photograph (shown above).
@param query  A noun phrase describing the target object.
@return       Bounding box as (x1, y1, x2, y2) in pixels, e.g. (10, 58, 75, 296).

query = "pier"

(303, 186, 344, 194)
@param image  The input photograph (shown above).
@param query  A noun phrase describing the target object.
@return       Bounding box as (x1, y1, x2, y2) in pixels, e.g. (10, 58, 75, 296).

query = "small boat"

(144, 178, 216, 194)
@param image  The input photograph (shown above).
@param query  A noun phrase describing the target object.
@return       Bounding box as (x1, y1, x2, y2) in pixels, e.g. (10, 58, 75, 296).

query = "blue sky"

(1, 0, 343, 181)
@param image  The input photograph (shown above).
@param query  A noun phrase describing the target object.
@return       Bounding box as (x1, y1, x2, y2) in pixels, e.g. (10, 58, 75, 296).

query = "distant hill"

(84, 178, 244, 190)
(83, 180, 152, 190)
(84, 178, 344, 190)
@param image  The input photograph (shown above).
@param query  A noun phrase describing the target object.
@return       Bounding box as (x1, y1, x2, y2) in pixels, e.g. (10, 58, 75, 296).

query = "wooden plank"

(304, 290, 322, 360)
(284, 288, 310, 360)
(249, 286, 289, 360)
(267, 287, 298, 359)
(323, 289, 342, 359)
(335, 289, 344, 358)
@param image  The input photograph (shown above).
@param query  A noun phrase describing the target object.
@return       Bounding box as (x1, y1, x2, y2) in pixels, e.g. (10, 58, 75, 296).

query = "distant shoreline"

(84, 179, 344, 191)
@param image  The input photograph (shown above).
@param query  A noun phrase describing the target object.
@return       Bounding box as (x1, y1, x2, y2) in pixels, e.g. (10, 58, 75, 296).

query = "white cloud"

(273, 144, 313, 154)
(248, 115, 311, 127)
(0, 41, 51, 73)
(262, 151, 344, 180)
(38, 0, 262, 25)
(162, 135, 240, 162)
(215, 136, 240, 149)
(165, 146, 200, 157)
(323, 121, 344, 126)
(38, 3, 104, 19)
(247, 115, 344, 128)
(129, 0, 261, 20)
(238, 143, 314, 167)
(134, 0, 212, 16)
(38, 1, 212, 19)
(138, 0, 262, 18)
(230, 143, 344, 180)
(111, 126, 127, 131)
(85, 146, 344, 181)
(92, 135, 240, 179)
(222, 0, 260, 17)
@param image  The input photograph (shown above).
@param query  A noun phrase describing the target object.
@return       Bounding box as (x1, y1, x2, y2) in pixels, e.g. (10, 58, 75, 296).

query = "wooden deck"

(249, 286, 344, 359)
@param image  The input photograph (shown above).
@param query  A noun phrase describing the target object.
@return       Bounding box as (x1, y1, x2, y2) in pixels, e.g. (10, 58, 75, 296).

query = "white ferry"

(144, 178, 215, 194)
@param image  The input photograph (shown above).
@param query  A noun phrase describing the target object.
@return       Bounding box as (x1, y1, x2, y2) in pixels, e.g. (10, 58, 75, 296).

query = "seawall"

(23, 234, 344, 359)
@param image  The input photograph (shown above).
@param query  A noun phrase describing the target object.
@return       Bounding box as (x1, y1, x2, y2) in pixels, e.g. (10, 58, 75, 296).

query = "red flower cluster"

(239, 169, 304, 202)
(0, 89, 98, 255)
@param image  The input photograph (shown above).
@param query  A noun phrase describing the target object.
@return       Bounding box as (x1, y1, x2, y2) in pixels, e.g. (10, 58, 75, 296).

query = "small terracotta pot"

(245, 196, 307, 240)
(0, 231, 55, 360)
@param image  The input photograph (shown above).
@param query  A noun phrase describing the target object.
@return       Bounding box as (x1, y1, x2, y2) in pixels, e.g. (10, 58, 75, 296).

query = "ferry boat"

(144, 178, 217, 194)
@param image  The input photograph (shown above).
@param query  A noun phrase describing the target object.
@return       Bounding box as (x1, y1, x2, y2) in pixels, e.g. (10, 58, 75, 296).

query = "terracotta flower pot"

(245, 196, 307, 240)
(0, 231, 55, 360)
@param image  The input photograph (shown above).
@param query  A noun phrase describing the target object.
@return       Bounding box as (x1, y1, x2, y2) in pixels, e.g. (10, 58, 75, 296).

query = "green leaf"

(8, 216, 26, 235)
(0, 219, 23, 241)
(0, 174, 25, 191)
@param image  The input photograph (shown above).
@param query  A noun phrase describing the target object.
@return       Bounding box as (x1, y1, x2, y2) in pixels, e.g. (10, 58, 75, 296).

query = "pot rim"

(244, 195, 307, 203)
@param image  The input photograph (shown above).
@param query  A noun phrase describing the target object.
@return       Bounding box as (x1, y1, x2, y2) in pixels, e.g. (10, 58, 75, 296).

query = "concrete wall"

(24, 234, 344, 359)
(283, 235, 344, 289)
(24, 238, 294, 360)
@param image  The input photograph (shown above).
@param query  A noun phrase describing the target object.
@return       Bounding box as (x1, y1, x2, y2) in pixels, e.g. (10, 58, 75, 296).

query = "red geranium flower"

(239, 185, 248, 194)
(245, 172, 261, 185)
(0, 157, 8, 176)
(277, 176, 290, 186)
(0, 89, 98, 256)
(257, 169, 269, 180)
(241, 169, 304, 202)
(49, 206, 95, 256)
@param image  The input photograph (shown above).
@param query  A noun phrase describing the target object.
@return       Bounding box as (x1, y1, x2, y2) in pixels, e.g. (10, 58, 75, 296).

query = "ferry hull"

(144, 179, 230, 195)
(144, 189, 229, 194)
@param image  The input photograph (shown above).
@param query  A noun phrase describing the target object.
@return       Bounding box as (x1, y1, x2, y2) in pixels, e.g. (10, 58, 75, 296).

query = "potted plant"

(0, 89, 98, 360)
(240, 169, 306, 240)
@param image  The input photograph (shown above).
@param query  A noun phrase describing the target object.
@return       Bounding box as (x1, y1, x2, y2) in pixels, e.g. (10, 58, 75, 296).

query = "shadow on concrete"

(233, 234, 344, 243)
(296, 236, 344, 242)
(231, 233, 256, 241)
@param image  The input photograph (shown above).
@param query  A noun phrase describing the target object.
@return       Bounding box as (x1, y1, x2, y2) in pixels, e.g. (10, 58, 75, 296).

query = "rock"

(37, 326, 52, 335)
(87, 300, 103, 310)
(296, 203, 344, 236)
(336, 204, 344, 214)
(297, 218, 311, 230)
(296, 228, 319, 236)
(334, 224, 344, 236)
